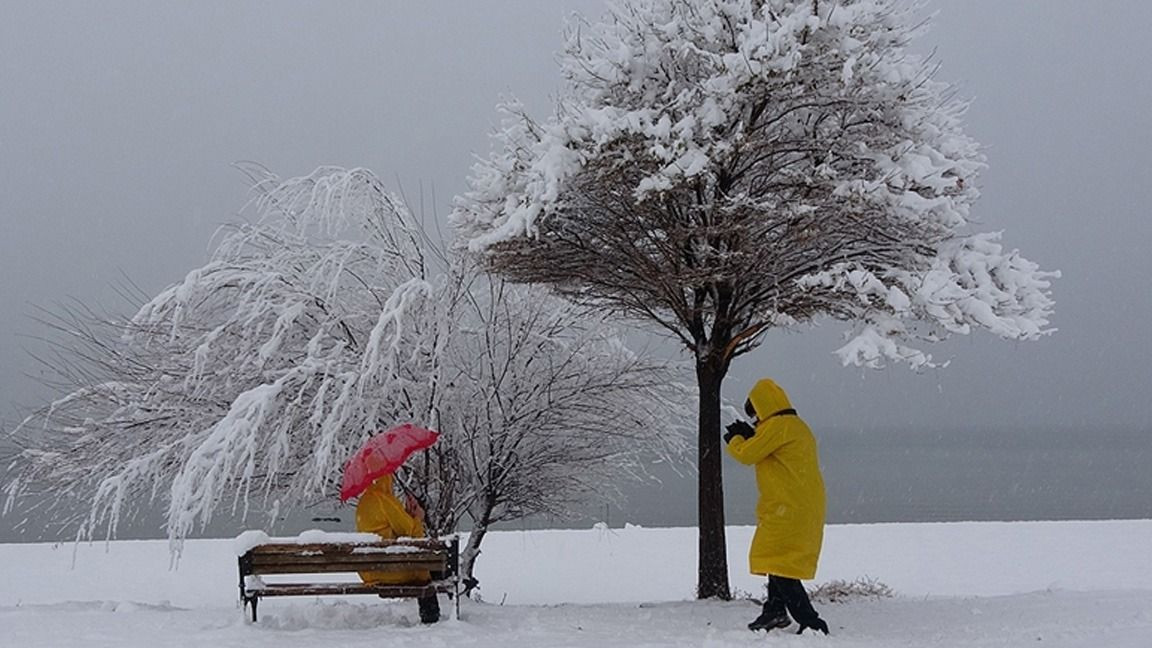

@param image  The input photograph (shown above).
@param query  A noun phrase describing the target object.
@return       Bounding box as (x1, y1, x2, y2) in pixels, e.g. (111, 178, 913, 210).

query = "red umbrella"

(339, 423, 439, 502)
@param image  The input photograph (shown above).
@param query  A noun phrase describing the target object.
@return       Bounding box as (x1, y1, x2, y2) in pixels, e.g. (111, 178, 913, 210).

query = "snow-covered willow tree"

(451, 0, 1057, 599)
(4, 167, 691, 587)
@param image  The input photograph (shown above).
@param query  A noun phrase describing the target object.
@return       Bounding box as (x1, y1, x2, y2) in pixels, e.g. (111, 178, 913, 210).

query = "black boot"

(796, 618, 830, 635)
(770, 575, 829, 636)
(418, 594, 440, 624)
(747, 597, 790, 632)
(748, 608, 790, 632)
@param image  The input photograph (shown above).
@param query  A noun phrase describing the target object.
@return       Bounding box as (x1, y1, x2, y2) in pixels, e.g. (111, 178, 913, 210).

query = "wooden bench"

(238, 535, 459, 622)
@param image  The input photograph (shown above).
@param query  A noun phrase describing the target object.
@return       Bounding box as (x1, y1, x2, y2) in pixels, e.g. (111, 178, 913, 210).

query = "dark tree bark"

(460, 511, 490, 597)
(695, 355, 730, 600)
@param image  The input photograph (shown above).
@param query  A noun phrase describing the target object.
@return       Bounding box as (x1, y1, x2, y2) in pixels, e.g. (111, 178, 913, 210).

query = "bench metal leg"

(455, 580, 461, 621)
(243, 595, 259, 623)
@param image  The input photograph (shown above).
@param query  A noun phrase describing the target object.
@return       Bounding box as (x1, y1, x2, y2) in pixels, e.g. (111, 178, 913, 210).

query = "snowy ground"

(2, 520, 1150, 647)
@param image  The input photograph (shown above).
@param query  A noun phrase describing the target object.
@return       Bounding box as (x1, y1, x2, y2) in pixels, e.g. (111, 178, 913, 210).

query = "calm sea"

(2, 426, 1149, 541)
(602, 425, 1152, 528)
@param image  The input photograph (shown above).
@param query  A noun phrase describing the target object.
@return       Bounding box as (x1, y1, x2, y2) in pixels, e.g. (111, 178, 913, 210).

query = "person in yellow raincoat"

(725, 378, 829, 635)
(356, 474, 440, 623)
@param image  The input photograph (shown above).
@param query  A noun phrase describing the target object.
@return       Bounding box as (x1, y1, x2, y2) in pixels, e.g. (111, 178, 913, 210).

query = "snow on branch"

(452, 0, 1056, 369)
(5, 167, 693, 562)
(807, 232, 1059, 369)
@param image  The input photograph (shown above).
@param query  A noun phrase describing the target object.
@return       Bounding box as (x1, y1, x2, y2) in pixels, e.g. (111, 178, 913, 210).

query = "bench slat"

(250, 540, 450, 554)
(251, 552, 445, 566)
(247, 582, 451, 598)
(248, 560, 445, 575)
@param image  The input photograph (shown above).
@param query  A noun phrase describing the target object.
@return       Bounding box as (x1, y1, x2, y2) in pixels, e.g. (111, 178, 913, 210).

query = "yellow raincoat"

(355, 474, 430, 584)
(726, 378, 826, 580)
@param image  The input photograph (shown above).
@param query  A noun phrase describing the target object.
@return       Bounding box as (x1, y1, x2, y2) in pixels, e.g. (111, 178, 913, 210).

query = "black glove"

(723, 420, 754, 444)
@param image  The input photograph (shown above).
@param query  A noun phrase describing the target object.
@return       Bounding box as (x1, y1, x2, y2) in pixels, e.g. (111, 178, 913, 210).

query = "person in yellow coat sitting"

(725, 378, 829, 635)
(356, 474, 440, 623)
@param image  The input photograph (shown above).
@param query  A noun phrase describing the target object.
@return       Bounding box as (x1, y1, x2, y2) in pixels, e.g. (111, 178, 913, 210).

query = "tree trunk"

(460, 511, 492, 597)
(695, 358, 731, 600)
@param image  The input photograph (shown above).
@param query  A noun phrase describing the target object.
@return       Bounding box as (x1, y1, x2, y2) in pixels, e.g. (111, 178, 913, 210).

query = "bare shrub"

(807, 576, 895, 604)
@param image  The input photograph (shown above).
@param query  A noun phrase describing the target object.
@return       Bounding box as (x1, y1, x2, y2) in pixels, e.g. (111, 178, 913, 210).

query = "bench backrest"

(240, 537, 458, 578)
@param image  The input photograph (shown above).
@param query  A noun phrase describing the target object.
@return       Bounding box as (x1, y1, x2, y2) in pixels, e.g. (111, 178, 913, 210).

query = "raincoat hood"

(747, 378, 794, 420)
(364, 474, 394, 496)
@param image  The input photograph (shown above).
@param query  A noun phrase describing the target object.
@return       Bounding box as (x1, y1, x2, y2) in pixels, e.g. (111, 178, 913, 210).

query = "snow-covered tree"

(451, 0, 1057, 599)
(4, 168, 691, 589)
(421, 276, 692, 592)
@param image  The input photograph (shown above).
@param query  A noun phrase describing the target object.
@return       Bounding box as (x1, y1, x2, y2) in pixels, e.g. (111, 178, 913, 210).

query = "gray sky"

(2, 1, 1151, 537)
